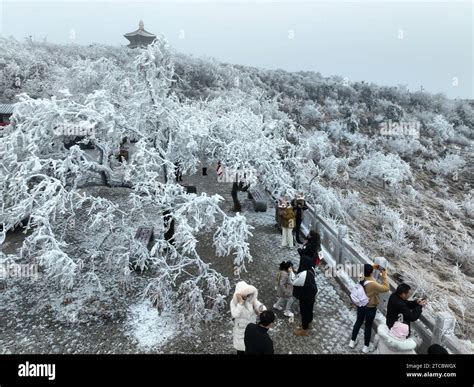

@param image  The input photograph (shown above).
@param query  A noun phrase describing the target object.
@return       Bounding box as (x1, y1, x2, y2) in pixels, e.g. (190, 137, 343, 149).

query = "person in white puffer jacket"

(375, 321, 417, 354)
(230, 281, 267, 354)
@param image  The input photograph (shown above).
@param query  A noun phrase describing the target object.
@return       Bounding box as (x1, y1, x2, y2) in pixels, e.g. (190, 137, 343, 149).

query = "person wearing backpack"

(289, 256, 318, 336)
(273, 261, 295, 318)
(349, 263, 390, 353)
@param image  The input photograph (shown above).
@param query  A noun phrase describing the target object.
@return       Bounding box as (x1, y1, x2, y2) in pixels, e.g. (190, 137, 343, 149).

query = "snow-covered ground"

(126, 300, 177, 351)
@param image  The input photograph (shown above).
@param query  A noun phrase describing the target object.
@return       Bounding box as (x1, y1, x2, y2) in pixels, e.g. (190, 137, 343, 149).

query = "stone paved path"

(0, 166, 363, 354)
(161, 167, 358, 354)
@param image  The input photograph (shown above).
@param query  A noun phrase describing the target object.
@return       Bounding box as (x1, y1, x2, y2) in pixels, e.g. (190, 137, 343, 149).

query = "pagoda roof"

(124, 20, 156, 39)
(124, 29, 156, 38)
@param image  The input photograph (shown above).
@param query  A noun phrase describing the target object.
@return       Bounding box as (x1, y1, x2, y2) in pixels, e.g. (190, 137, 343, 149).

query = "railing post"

(431, 311, 456, 346)
(336, 225, 347, 265)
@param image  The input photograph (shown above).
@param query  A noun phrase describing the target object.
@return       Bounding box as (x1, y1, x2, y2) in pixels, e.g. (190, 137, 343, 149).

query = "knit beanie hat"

(390, 321, 409, 339)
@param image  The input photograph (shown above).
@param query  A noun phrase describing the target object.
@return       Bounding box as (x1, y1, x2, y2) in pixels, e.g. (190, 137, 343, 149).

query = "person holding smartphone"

(289, 256, 318, 336)
(386, 283, 425, 335)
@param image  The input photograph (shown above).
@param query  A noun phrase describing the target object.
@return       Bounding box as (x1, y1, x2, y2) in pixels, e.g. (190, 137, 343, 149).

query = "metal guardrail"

(272, 198, 469, 354)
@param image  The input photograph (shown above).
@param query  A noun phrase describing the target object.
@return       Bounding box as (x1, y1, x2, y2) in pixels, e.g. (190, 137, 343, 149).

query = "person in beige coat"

(349, 264, 390, 353)
(230, 281, 267, 354)
(279, 199, 296, 248)
(273, 261, 294, 317)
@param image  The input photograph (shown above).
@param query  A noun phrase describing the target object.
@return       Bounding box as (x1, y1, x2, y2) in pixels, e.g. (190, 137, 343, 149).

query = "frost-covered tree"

(0, 38, 256, 326)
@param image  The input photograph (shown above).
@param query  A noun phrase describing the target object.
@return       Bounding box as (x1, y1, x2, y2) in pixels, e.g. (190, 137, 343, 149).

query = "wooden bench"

(247, 187, 267, 212)
(180, 183, 197, 194)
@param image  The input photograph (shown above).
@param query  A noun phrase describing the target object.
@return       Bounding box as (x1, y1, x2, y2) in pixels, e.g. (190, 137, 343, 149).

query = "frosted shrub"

(405, 218, 439, 254)
(418, 232, 439, 254)
(325, 120, 346, 141)
(455, 124, 474, 140)
(306, 130, 332, 161)
(379, 219, 413, 258)
(373, 201, 412, 257)
(309, 182, 345, 220)
(424, 115, 455, 144)
(339, 190, 362, 218)
(324, 97, 341, 117)
(444, 239, 474, 274)
(400, 264, 437, 299)
(374, 200, 403, 229)
(384, 137, 423, 158)
(342, 131, 370, 147)
(438, 198, 461, 216)
(319, 155, 349, 181)
(300, 102, 324, 127)
(426, 154, 466, 177)
(404, 185, 420, 205)
(353, 151, 413, 187)
(461, 193, 474, 217)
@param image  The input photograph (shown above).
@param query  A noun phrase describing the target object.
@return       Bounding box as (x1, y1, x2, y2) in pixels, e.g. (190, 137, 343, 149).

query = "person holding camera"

(386, 283, 426, 335)
(297, 230, 321, 265)
(349, 263, 390, 353)
(273, 261, 295, 318)
(291, 193, 308, 244)
(230, 281, 267, 354)
(289, 256, 318, 336)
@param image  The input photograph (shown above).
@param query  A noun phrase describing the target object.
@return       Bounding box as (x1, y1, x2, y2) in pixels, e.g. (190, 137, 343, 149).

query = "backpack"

(350, 280, 373, 307)
(275, 271, 281, 291)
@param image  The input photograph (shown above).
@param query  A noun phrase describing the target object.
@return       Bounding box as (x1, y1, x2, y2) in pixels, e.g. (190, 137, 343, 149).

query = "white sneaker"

(273, 304, 283, 311)
(361, 345, 370, 354)
(283, 310, 294, 317)
(348, 340, 356, 349)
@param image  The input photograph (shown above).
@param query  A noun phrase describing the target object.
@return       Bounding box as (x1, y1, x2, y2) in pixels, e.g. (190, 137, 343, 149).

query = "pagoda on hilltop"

(124, 20, 156, 48)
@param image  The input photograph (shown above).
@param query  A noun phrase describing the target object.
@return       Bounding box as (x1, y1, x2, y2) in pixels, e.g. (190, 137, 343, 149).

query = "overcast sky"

(0, 0, 472, 99)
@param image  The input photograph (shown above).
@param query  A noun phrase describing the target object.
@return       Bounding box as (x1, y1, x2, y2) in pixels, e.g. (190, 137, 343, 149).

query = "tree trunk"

(95, 144, 111, 187)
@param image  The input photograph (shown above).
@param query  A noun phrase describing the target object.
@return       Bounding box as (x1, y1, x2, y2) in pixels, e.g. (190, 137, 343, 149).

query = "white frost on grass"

(126, 300, 177, 351)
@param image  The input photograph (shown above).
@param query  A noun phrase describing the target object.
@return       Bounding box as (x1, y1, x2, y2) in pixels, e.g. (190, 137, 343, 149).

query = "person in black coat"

(289, 256, 318, 336)
(386, 283, 425, 334)
(298, 230, 321, 264)
(291, 194, 308, 244)
(244, 310, 275, 354)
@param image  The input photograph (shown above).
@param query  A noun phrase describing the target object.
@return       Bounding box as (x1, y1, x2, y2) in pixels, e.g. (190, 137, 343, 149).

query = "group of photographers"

(230, 192, 436, 355)
(349, 263, 427, 354)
